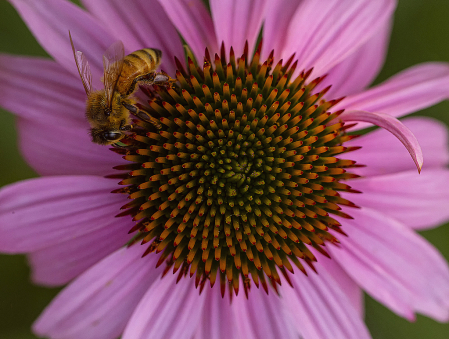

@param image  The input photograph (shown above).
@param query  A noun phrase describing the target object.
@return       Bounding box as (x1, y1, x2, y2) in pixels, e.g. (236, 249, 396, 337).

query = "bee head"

(89, 127, 123, 145)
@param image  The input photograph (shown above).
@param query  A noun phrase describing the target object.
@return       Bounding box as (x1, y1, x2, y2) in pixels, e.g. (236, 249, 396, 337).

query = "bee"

(69, 32, 175, 145)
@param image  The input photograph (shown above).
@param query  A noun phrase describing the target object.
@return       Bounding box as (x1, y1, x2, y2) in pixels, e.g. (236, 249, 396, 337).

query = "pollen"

(111, 43, 361, 297)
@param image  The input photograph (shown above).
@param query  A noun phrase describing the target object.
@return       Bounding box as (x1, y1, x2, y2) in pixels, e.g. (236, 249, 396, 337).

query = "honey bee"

(69, 32, 175, 145)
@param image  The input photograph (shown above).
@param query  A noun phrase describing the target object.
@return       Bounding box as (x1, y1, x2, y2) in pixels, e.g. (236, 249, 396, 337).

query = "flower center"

(112, 43, 360, 297)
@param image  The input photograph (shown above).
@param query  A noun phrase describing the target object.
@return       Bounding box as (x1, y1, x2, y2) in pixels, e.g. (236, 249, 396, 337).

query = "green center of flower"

(112, 44, 360, 297)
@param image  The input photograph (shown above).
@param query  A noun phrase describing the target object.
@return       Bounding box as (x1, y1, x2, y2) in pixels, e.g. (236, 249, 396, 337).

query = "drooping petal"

(16, 117, 127, 176)
(157, 0, 218, 62)
(340, 110, 423, 172)
(9, 0, 117, 82)
(209, 0, 268, 57)
(0, 55, 85, 123)
(122, 274, 205, 339)
(318, 19, 393, 98)
(33, 246, 163, 339)
(0, 176, 127, 253)
(335, 62, 449, 130)
(282, 262, 371, 339)
(232, 286, 299, 339)
(81, 0, 184, 76)
(29, 221, 133, 286)
(281, 0, 396, 77)
(330, 207, 449, 322)
(346, 117, 449, 176)
(343, 169, 449, 230)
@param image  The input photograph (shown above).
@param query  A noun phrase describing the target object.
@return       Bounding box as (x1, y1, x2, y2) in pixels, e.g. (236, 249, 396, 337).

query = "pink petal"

(16, 117, 127, 176)
(347, 117, 449, 176)
(0, 176, 127, 253)
(318, 19, 393, 98)
(123, 275, 205, 339)
(343, 169, 449, 230)
(194, 287, 240, 339)
(330, 207, 449, 321)
(263, 1, 392, 97)
(192, 284, 301, 339)
(33, 246, 163, 339)
(81, 0, 184, 76)
(336, 62, 449, 130)
(261, 0, 304, 60)
(209, 0, 268, 57)
(29, 221, 133, 286)
(340, 110, 423, 172)
(281, 0, 396, 77)
(0, 55, 85, 123)
(232, 285, 299, 339)
(9, 0, 117, 82)
(157, 0, 218, 62)
(282, 262, 371, 339)
(312, 250, 364, 317)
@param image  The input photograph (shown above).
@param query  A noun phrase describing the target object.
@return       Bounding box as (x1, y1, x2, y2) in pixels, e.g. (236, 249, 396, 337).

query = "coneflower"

(1, 0, 449, 338)
(114, 44, 361, 297)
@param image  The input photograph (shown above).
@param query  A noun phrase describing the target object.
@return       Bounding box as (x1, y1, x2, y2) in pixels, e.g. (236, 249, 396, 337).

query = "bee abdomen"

(117, 48, 163, 95)
(134, 49, 162, 68)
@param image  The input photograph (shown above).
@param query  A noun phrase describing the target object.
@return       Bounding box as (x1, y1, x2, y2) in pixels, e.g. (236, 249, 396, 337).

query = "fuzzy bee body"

(117, 49, 163, 96)
(70, 33, 174, 145)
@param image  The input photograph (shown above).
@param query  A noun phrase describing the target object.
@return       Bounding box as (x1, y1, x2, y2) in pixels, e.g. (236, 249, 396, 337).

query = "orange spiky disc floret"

(111, 43, 361, 298)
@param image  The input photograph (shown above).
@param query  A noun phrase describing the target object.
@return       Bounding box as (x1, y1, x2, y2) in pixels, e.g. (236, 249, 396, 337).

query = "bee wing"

(69, 31, 93, 95)
(103, 40, 125, 108)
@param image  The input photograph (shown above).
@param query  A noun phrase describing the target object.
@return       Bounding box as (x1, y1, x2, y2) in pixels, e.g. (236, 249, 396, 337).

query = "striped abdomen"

(116, 48, 162, 96)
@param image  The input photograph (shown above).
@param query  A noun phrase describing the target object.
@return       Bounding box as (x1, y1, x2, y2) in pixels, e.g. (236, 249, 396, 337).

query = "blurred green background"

(1, 0, 449, 338)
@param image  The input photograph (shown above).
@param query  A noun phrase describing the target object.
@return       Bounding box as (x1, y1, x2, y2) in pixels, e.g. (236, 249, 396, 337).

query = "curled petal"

(340, 110, 423, 172)
(336, 62, 449, 129)
(346, 117, 449, 176)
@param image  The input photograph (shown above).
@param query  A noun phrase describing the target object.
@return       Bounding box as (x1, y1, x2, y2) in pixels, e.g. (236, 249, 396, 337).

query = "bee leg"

(120, 124, 132, 131)
(152, 71, 177, 87)
(122, 102, 162, 129)
(136, 72, 177, 87)
(125, 72, 177, 96)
